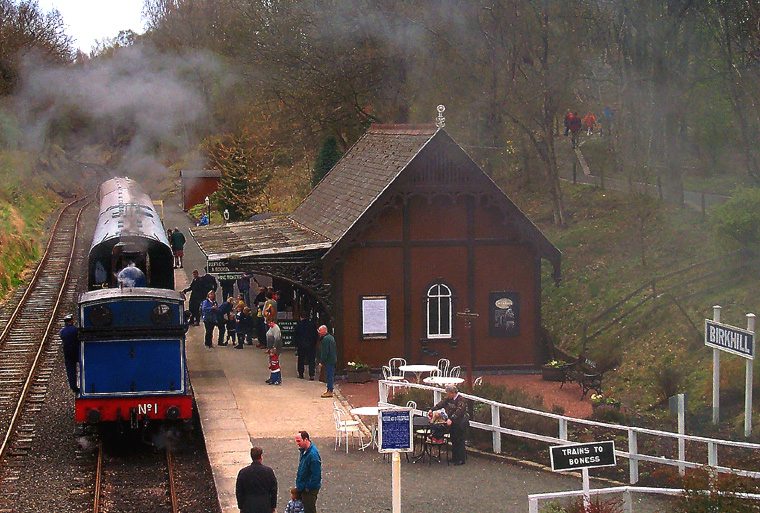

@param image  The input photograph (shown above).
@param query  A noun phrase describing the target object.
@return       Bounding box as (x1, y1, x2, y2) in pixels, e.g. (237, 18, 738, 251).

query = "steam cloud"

(12, 44, 230, 181)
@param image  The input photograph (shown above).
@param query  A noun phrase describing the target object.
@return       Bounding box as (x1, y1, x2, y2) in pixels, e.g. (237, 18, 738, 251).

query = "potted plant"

(541, 360, 568, 382)
(590, 393, 621, 410)
(346, 361, 371, 383)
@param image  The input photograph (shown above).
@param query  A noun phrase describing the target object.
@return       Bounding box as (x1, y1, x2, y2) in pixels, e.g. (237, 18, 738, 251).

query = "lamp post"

(204, 196, 210, 225)
(223, 209, 230, 223)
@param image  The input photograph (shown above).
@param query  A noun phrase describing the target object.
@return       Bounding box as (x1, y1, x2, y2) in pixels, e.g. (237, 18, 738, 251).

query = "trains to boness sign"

(550, 441, 616, 471)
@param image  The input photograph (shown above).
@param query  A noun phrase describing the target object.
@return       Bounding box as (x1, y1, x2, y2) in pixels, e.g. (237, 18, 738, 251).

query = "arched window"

(426, 283, 452, 338)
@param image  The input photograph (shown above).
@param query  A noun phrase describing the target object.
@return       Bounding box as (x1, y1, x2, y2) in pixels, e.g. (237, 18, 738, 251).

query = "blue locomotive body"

(75, 178, 192, 427)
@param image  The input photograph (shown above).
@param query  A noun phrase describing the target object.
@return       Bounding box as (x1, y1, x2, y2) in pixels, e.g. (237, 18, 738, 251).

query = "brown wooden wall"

(182, 177, 221, 211)
(336, 194, 540, 371)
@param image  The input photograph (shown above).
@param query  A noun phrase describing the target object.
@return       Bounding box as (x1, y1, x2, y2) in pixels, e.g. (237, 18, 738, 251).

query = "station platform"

(165, 199, 668, 513)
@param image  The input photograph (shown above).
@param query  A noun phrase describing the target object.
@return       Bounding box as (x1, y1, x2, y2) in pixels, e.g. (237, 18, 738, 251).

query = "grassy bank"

(514, 182, 759, 433)
(0, 151, 60, 299)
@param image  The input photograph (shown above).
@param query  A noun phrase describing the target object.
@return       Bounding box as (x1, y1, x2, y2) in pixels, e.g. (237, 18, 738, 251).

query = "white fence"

(378, 380, 760, 484)
(527, 485, 760, 513)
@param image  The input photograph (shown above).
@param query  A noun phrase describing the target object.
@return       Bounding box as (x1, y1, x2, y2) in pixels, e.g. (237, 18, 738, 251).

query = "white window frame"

(426, 283, 452, 339)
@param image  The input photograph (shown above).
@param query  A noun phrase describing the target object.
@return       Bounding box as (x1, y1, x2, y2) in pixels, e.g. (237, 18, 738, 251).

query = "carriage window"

(426, 283, 452, 339)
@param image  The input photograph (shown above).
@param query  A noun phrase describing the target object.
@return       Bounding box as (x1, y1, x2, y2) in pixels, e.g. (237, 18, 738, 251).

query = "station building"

(192, 125, 561, 372)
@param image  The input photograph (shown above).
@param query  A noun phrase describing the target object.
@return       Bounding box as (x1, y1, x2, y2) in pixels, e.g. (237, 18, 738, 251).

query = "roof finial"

(435, 104, 446, 128)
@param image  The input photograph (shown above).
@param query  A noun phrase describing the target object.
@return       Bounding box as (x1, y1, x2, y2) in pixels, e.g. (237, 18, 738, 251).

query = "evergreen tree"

(311, 136, 342, 188)
(203, 132, 273, 221)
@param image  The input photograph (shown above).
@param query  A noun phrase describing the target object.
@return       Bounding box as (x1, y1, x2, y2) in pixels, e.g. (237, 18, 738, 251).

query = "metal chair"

(473, 376, 483, 387)
(406, 400, 417, 411)
(382, 365, 406, 382)
(388, 358, 406, 379)
(449, 366, 462, 378)
(333, 406, 363, 453)
(436, 358, 450, 377)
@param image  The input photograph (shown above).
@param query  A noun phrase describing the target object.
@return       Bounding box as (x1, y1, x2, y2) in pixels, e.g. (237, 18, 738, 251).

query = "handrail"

(528, 485, 760, 513)
(379, 380, 760, 483)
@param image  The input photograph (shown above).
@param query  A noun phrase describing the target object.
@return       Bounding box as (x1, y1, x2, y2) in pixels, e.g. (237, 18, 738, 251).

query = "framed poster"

(361, 295, 388, 339)
(489, 291, 519, 337)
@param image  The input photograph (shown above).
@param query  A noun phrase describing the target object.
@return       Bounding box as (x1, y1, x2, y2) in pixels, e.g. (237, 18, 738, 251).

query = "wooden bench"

(559, 357, 603, 399)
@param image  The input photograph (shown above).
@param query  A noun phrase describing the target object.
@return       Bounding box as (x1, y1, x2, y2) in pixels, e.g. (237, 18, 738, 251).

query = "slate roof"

(290, 125, 438, 241)
(191, 215, 331, 260)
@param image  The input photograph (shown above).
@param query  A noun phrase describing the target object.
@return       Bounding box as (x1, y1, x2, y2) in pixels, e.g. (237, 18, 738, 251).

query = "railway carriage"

(75, 177, 192, 428)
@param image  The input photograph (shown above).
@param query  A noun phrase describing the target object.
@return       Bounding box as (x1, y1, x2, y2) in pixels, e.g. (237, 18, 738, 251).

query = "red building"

(180, 169, 221, 211)
(193, 125, 560, 372)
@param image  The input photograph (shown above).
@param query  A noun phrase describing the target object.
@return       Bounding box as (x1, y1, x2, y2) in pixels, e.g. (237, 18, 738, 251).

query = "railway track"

(0, 196, 89, 463)
(93, 441, 179, 513)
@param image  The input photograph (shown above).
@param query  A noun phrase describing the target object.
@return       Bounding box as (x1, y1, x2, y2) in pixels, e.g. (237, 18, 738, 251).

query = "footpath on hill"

(162, 189, 669, 513)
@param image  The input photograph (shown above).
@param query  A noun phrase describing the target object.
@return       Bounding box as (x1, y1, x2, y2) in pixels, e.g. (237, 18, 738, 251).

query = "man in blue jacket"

(294, 430, 321, 513)
(59, 314, 79, 393)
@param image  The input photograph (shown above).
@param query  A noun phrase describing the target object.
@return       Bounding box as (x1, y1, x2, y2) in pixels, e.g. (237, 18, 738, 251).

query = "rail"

(379, 380, 760, 484)
(527, 485, 760, 513)
(0, 196, 88, 462)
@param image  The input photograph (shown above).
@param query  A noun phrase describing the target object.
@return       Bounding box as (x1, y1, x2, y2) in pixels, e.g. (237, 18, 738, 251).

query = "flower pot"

(346, 370, 371, 383)
(541, 366, 565, 382)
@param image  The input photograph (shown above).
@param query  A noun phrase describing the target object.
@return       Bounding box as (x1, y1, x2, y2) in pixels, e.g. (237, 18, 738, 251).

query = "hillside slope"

(517, 183, 758, 429)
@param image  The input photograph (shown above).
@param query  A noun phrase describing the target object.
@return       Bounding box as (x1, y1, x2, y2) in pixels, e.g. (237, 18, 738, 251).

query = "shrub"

(540, 502, 567, 513)
(654, 364, 685, 402)
(711, 187, 760, 246)
(673, 469, 760, 513)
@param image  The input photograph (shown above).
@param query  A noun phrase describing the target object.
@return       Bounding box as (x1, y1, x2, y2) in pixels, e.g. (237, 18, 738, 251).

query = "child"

(225, 311, 236, 345)
(235, 306, 254, 349)
(428, 408, 449, 443)
(265, 349, 281, 385)
(285, 488, 305, 513)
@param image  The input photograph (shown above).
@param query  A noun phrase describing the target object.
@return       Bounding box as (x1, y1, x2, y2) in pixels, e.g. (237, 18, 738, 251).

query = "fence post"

(379, 380, 388, 404)
(623, 489, 633, 513)
(628, 429, 639, 484)
(677, 393, 686, 477)
(491, 404, 501, 454)
(708, 442, 718, 468)
(559, 418, 568, 441)
(528, 497, 539, 513)
(433, 388, 443, 408)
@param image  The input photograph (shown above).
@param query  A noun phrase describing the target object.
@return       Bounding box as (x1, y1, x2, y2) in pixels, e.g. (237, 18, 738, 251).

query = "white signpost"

(705, 305, 755, 436)
(378, 407, 413, 513)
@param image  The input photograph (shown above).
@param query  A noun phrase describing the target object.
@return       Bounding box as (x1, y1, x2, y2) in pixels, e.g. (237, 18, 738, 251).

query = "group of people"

(563, 107, 614, 148)
(236, 431, 322, 513)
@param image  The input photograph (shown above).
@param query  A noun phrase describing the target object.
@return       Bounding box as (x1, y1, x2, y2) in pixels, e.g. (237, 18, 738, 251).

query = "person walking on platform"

(317, 325, 336, 398)
(294, 431, 321, 513)
(266, 320, 283, 355)
(236, 446, 278, 513)
(170, 227, 186, 268)
(182, 269, 205, 325)
(60, 314, 80, 394)
(237, 273, 253, 306)
(201, 290, 220, 348)
(294, 313, 318, 380)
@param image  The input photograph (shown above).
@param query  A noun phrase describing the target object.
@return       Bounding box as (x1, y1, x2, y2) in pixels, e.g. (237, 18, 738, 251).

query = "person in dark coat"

(199, 268, 218, 297)
(220, 278, 235, 302)
(294, 313, 318, 380)
(428, 385, 469, 465)
(59, 314, 79, 393)
(170, 227, 186, 268)
(236, 446, 278, 513)
(237, 273, 252, 306)
(182, 269, 205, 325)
(217, 296, 234, 345)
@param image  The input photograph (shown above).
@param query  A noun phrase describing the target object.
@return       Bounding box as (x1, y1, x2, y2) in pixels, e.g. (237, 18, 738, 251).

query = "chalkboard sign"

(279, 319, 297, 347)
(489, 291, 519, 338)
(378, 408, 413, 453)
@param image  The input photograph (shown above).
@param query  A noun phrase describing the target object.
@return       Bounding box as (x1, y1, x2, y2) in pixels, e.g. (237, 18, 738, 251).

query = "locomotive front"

(75, 177, 192, 428)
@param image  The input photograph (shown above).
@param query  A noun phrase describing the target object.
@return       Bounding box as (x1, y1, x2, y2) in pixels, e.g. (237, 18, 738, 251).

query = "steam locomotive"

(75, 177, 193, 428)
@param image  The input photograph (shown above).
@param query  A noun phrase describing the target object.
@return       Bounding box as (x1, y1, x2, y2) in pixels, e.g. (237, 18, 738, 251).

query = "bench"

(559, 357, 603, 399)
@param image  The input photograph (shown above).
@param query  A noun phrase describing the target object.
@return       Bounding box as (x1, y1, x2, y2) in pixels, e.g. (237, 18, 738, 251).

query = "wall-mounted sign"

(705, 319, 754, 360)
(378, 408, 413, 453)
(489, 292, 519, 337)
(361, 295, 388, 340)
(550, 441, 616, 472)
